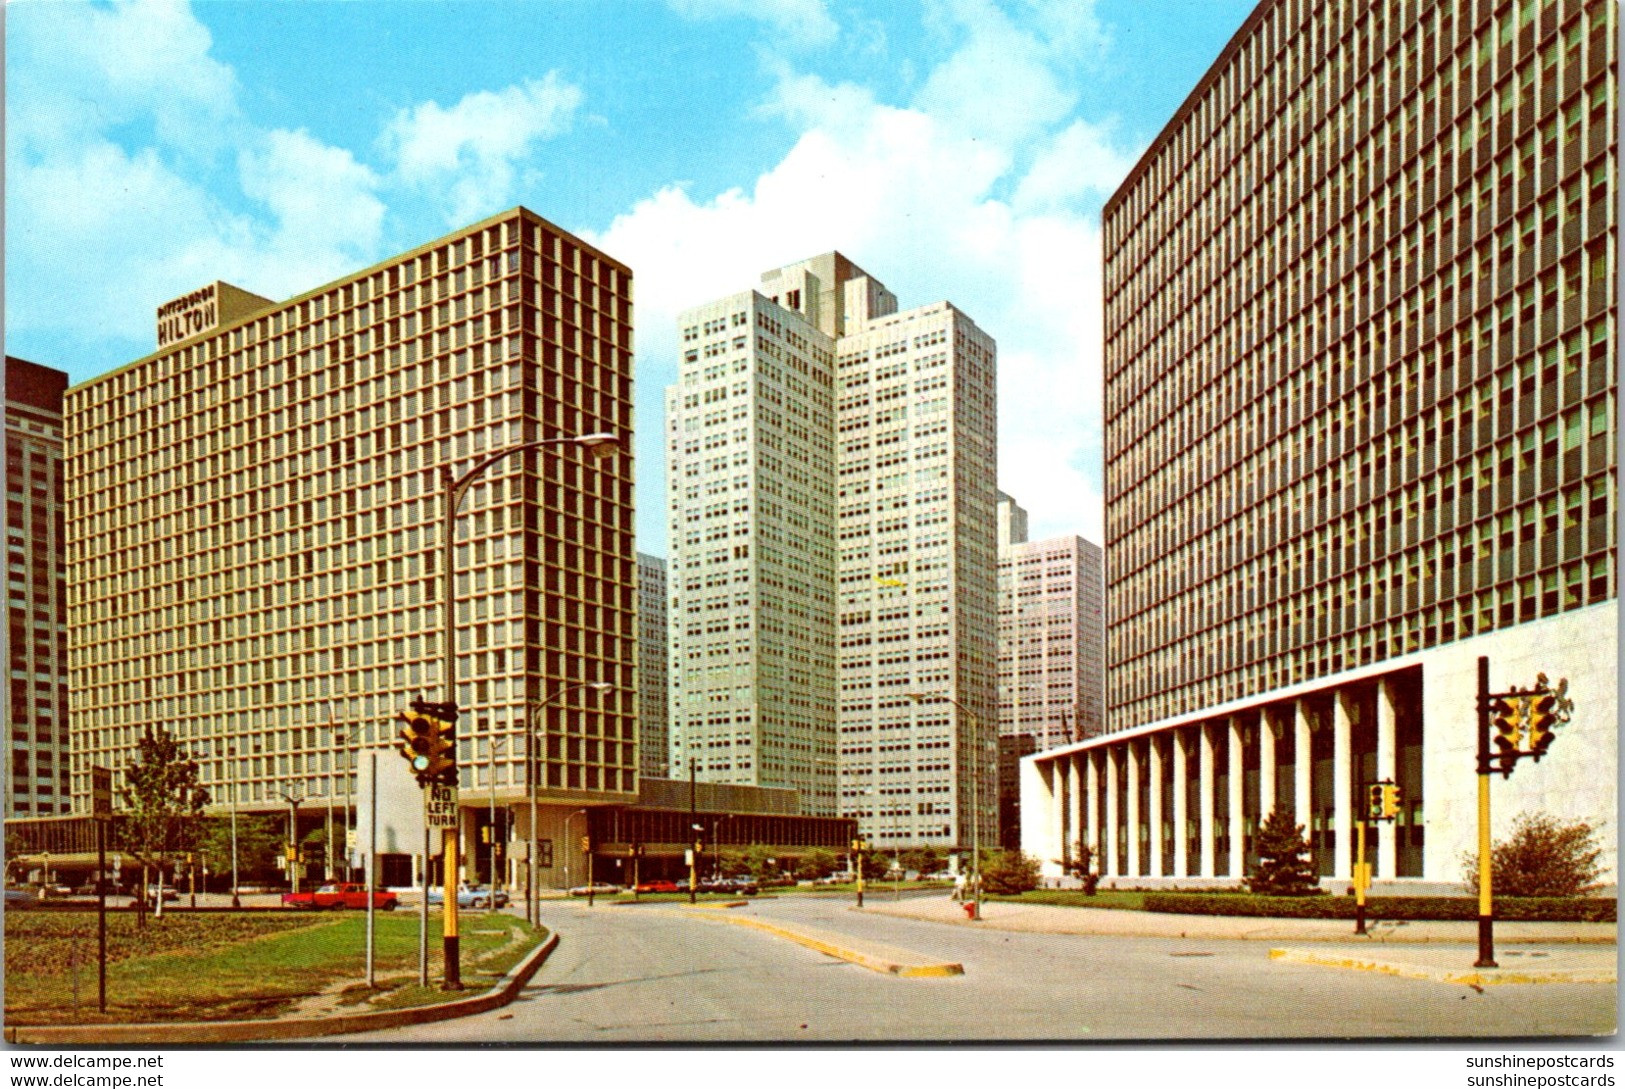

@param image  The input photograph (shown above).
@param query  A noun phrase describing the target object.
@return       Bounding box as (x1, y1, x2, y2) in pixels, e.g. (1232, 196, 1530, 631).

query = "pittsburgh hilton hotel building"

(64, 208, 639, 885)
(1024, 0, 1616, 887)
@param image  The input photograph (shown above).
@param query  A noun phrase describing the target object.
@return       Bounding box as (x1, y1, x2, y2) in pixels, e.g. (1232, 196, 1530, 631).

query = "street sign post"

(425, 784, 459, 829)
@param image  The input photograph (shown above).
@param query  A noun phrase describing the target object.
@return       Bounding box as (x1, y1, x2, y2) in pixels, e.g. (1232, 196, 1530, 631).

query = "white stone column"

(1377, 677, 1399, 880)
(1333, 689, 1354, 881)
(1294, 699, 1312, 834)
(1066, 754, 1079, 864)
(1228, 717, 1245, 879)
(1126, 740, 1142, 878)
(1086, 751, 1101, 868)
(1172, 729, 1190, 877)
(1051, 759, 1067, 869)
(1198, 723, 1216, 878)
(1259, 712, 1277, 822)
(1148, 734, 1165, 878)
(1019, 754, 1059, 872)
(1104, 746, 1121, 877)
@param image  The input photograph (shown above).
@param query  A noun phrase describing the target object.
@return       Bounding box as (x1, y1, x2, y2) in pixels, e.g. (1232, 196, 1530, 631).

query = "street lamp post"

(525, 681, 614, 924)
(486, 734, 505, 910)
(274, 788, 303, 897)
(228, 745, 240, 909)
(441, 431, 619, 988)
(908, 692, 987, 921)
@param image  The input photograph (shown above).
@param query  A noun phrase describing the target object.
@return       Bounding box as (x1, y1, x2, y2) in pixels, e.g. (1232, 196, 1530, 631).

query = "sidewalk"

(864, 894, 1617, 944)
(861, 895, 1616, 986)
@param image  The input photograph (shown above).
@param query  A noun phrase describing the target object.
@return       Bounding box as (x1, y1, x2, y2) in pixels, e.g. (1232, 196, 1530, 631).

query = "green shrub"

(980, 850, 1040, 895)
(1246, 809, 1322, 896)
(1142, 892, 1614, 923)
(1460, 812, 1606, 898)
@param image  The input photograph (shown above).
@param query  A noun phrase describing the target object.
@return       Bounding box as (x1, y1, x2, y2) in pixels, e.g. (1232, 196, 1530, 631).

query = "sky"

(5, 0, 1255, 553)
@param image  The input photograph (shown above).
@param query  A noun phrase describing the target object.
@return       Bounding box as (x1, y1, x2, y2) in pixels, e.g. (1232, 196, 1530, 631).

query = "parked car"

(284, 883, 399, 911)
(567, 883, 622, 898)
(75, 878, 125, 896)
(727, 876, 760, 896)
(144, 884, 179, 903)
(634, 879, 680, 894)
(425, 885, 510, 909)
(4, 887, 35, 910)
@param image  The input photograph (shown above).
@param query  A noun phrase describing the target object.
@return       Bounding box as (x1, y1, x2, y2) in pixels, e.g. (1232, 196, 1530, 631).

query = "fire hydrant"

(962, 901, 976, 920)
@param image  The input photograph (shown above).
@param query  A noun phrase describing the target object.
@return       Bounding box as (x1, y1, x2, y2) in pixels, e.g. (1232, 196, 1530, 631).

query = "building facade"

(1025, 0, 1616, 886)
(65, 208, 638, 887)
(6, 357, 70, 818)
(636, 552, 669, 778)
(668, 253, 999, 849)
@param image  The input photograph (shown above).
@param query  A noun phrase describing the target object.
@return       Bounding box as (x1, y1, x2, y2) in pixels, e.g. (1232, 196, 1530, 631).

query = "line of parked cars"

(628, 875, 759, 895)
(282, 882, 399, 911)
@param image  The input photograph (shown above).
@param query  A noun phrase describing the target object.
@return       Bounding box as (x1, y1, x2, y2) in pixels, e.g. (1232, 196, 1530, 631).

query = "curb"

(681, 910, 962, 978)
(1268, 947, 1619, 986)
(5, 932, 559, 1045)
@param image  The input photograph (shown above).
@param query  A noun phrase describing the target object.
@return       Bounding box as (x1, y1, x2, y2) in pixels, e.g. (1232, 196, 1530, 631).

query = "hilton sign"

(156, 285, 219, 347)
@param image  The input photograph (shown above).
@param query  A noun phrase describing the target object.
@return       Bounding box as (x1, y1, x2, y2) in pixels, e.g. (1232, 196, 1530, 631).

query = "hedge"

(1142, 893, 1615, 923)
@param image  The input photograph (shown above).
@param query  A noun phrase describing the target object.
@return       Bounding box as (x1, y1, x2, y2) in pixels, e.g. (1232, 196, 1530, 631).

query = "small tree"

(197, 815, 284, 888)
(980, 850, 1040, 895)
(120, 726, 210, 922)
(1056, 842, 1100, 895)
(900, 846, 947, 876)
(1461, 812, 1605, 898)
(1247, 809, 1320, 896)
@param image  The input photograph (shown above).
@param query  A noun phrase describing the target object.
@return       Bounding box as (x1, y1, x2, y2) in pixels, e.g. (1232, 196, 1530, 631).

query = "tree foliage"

(1246, 809, 1321, 897)
(792, 847, 838, 881)
(899, 847, 948, 876)
(980, 850, 1040, 895)
(197, 815, 286, 884)
(1057, 842, 1100, 895)
(120, 726, 210, 911)
(1461, 811, 1606, 898)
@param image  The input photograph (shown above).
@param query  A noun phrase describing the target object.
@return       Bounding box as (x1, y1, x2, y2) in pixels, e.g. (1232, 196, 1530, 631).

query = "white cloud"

(666, 0, 839, 49)
(1013, 118, 1139, 213)
(381, 74, 585, 226)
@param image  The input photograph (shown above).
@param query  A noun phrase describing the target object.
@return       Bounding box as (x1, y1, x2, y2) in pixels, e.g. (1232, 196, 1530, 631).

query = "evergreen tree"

(981, 850, 1041, 895)
(1246, 809, 1320, 896)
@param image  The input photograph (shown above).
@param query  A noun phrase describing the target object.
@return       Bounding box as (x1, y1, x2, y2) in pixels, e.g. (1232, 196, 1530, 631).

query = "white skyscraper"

(667, 253, 997, 848)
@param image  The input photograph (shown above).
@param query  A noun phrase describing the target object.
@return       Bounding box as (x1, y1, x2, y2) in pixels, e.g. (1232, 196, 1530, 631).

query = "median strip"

(1269, 947, 1618, 986)
(670, 908, 963, 977)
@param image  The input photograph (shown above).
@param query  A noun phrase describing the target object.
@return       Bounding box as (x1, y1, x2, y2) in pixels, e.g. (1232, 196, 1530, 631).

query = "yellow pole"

(1354, 820, 1367, 935)
(1475, 770, 1495, 967)
(443, 827, 461, 988)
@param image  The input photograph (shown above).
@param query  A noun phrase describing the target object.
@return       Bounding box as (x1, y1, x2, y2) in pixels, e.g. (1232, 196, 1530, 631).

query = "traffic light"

(1365, 783, 1385, 821)
(1526, 690, 1557, 760)
(398, 700, 458, 787)
(580, 836, 591, 854)
(1490, 694, 1526, 776)
(1380, 782, 1402, 820)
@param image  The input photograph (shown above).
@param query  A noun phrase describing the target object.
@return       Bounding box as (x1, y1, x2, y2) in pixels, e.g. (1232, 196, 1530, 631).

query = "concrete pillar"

(1228, 717, 1245, 880)
(1067, 753, 1084, 864)
(1198, 723, 1216, 878)
(1126, 740, 1142, 878)
(1086, 751, 1101, 867)
(1172, 728, 1189, 877)
(1051, 760, 1067, 868)
(1148, 734, 1165, 877)
(1294, 699, 1312, 833)
(1019, 755, 1058, 873)
(1333, 689, 1354, 881)
(1259, 711, 1277, 822)
(1104, 746, 1120, 877)
(1377, 677, 1398, 880)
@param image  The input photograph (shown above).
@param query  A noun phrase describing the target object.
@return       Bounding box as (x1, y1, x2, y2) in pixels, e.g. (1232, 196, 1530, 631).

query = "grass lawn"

(5, 909, 545, 1026)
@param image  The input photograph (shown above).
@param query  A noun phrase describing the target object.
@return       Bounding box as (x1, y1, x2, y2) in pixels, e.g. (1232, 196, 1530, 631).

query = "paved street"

(329, 895, 1617, 1043)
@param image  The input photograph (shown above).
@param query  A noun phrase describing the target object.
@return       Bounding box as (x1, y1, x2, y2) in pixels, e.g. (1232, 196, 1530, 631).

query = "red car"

(282, 883, 398, 911)
(634, 879, 680, 894)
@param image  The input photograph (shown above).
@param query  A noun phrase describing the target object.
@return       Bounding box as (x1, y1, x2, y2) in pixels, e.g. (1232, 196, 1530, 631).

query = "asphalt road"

(327, 896, 1617, 1044)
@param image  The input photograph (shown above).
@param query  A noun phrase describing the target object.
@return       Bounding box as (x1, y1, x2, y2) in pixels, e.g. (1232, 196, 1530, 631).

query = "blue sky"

(6, 0, 1254, 551)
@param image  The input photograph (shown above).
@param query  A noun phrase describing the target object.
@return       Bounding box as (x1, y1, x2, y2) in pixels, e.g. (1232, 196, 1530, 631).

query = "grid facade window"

(64, 209, 638, 813)
(1103, 0, 1617, 731)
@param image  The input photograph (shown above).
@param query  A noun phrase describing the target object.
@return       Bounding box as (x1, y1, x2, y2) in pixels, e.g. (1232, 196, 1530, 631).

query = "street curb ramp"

(4, 932, 559, 1045)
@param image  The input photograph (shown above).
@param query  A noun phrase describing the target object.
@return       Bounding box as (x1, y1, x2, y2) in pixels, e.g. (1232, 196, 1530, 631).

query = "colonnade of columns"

(1025, 676, 1406, 883)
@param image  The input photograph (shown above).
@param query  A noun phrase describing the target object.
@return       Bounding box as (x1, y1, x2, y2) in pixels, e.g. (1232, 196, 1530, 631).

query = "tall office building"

(999, 532, 1106, 750)
(65, 209, 637, 886)
(1025, 0, 1616, 886)
(6, 358, 69, 817)
(668, 254, 998, 849)
(636, 552, 669, 778)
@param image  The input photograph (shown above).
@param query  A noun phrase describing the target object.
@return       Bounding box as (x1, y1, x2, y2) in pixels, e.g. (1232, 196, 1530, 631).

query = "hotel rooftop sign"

(156, 280, 273, 348)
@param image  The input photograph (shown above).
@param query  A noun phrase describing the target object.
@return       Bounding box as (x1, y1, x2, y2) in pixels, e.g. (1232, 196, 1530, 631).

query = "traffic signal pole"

(1474, 656, 1497, 969)
(441, 465, 463, 990)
